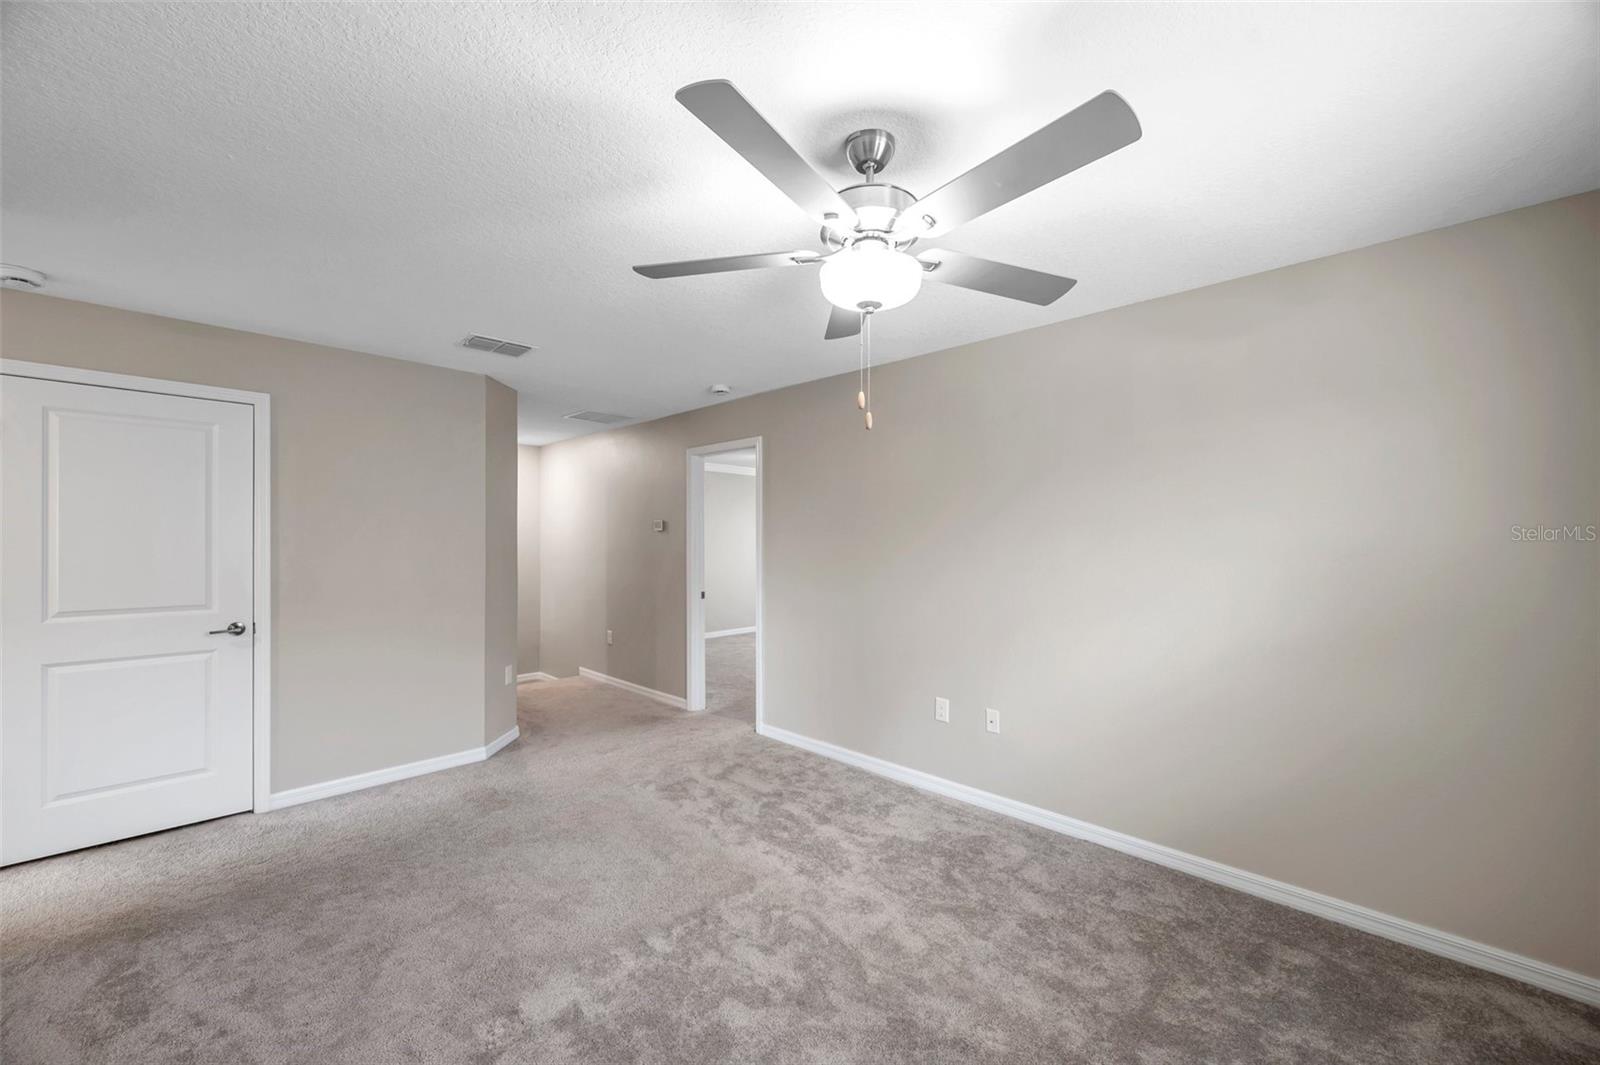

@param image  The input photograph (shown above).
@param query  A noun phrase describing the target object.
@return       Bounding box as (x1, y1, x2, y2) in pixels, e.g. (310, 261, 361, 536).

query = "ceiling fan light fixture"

(635, 80, 1141, 343)
(819, 239, 922, 312)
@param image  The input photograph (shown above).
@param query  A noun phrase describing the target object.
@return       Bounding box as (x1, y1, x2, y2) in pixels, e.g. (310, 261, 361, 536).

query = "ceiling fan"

(634, 80, 1143, 342)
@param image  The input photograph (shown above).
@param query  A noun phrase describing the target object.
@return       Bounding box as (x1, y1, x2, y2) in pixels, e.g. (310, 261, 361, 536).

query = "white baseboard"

(705, 626, 756, 639)
(484, 724, 521, 757)
(578, 666, 687, 709)
(517, 671, 556, 683)
(756, 723, 1600, 1007)
(269, 725, 521, 811)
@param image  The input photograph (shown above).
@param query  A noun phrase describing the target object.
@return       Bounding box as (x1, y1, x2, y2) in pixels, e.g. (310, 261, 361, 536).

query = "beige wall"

(517, 445, 541, 674)
(483, 380, 518, 744)
(1, 291, 515, 791)
(537, 194, 1600, 977)
(704, 470, 757, 633)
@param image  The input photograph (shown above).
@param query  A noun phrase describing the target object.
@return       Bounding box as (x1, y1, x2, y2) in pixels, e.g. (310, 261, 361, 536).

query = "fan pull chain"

(852, 303, 880, 430)
(863, 309, 874, 431)
(857, 312, 866, 412)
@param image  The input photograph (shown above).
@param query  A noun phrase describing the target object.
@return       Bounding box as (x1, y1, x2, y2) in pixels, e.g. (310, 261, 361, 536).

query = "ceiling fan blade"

(904, 91, 1141, 239)
(918, 249, 1076, 306)
(675, 80, 856, 226)
(824, 305, 861, 340)
(634, 251, 822, 279)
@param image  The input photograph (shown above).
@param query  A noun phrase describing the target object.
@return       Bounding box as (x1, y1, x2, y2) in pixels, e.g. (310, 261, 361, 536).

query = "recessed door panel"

(45, 652, 212, 802)
(2, 374, 255, 865)
(48, 409, 214, 618)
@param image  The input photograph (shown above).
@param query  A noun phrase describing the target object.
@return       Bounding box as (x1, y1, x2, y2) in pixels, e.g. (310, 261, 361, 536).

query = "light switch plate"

(986, 708, 1000, 734)
(505, 665, 514, 686)
(935, 697, 950, 723)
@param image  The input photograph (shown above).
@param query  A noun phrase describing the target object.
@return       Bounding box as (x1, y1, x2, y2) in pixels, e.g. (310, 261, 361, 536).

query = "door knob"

(208, 622, 247, 636)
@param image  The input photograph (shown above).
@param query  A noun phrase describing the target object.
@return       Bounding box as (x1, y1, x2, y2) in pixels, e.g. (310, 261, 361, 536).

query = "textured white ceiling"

(3, 2, 1596, 443)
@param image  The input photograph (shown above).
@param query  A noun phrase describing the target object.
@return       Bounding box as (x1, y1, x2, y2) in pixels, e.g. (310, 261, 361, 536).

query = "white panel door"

(1, 376, 255, 865)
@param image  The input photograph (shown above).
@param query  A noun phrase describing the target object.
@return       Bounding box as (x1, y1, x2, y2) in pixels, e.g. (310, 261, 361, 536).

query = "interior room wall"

(0, 291, 516, 792)
(517, 444, 541, 674)
(483, 379, 517, 744)
(703, 469, 757, 633)
(536, 193, 1600, 978)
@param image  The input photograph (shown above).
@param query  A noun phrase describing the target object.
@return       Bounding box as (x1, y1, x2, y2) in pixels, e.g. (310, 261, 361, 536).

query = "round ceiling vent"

(0, 264, 45, 290)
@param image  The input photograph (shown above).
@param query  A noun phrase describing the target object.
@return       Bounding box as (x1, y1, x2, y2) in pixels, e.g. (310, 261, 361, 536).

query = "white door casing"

(2, 374, 258, 864)
(687, 452, 707, 711)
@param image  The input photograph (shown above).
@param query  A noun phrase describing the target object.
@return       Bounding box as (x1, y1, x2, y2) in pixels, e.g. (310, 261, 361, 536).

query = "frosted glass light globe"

(819, 240, 923, 312)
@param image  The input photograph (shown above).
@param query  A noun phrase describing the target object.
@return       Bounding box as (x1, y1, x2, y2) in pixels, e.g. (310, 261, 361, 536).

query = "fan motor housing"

(840, 182, 916, 215)
(822, 182, 919, 249)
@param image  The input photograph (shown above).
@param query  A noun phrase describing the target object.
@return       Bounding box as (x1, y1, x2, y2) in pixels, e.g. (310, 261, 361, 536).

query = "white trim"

(578, 666, 687, 709)
(705, 626, 756, 639)
(686, 451, 706, 711)
(756, 722, 1600, 1007)
(0, 360, 275, 815)
(685, 437, 763, 728)
(516, 671, 556, 683)
(251, 391, 273, 813)
(269, 726, 519, 810)
(484, 725, 521, 757)
(1, 359, 268, 408)
(704, 462, 756, 476)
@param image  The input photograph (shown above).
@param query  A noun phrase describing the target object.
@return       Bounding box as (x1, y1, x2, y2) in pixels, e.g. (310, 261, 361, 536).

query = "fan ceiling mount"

(635, 80, 1144, 341)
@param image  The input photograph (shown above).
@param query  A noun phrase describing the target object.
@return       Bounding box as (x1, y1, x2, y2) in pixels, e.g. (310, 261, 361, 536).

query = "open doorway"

(686, 438, 762, 728)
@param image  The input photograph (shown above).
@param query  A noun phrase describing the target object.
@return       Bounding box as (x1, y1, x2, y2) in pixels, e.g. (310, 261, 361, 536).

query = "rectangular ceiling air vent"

(463, 334, 534, 357)
(563, 410, 632, 425)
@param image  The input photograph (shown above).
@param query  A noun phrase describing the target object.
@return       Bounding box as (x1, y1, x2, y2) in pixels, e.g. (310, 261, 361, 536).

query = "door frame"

(0, 359, 274, 813)
(685, 436, 762, 727)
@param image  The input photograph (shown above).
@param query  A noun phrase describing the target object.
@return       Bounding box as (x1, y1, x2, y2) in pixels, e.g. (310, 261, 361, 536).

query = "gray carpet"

(705, 632, 755, 723)
(2, 676, 1596, 1064)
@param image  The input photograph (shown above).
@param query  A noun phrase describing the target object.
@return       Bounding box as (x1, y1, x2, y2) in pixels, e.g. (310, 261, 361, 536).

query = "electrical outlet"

(504, 665, 514, 686)
(606, 629, 614, 646)
(935, 696, 950, 723)
(986, 707, 1000, 734)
